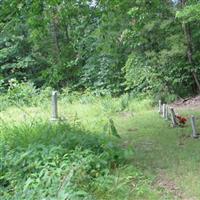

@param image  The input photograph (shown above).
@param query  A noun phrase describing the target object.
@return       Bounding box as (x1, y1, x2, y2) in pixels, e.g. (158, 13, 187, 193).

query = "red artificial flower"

(175, 115, 187, 125)
(180, 117, 187, 124)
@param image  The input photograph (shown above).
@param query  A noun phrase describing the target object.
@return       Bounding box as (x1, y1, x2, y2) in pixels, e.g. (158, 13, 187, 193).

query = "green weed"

(1, 89, 174, 199)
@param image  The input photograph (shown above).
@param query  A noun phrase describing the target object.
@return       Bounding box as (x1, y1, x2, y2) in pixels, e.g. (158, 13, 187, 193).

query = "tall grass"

(0, 117, 132, 199)
(0, 83, 156, 199)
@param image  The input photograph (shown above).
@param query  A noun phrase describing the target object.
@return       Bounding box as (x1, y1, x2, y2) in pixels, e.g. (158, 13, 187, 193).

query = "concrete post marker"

(191, 115, 199, 139)
(165, 105, 169, 120)
(170, 107, 177, 127)
(162, 104, 166, 118)
(167, 106, 171, 120)
(51, 91, 58, 121)
(158, 100, 162, 114)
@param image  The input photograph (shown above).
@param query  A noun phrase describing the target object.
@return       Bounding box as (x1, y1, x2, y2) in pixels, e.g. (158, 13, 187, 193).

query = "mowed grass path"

(1, 98, 200, 199)
(116, 108, 200, 199)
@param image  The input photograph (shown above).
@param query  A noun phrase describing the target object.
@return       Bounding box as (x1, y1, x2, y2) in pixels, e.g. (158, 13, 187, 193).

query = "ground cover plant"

(0, 88, 162, 200)
(2, 86, 200, 199)
(0, 121, 126, 199)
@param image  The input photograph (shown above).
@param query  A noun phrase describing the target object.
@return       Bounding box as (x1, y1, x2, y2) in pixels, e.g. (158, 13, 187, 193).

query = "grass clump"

(0, 119, 132, 200)
(1, 86, 163, 199)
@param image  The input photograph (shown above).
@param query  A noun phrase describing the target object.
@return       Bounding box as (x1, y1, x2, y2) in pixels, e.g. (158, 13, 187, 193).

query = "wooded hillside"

(1, 0, 200, 98)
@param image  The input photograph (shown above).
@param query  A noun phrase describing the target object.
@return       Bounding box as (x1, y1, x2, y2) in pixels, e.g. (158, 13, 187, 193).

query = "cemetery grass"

(1, 96, 200, 199)
(116, 108, 200, 200)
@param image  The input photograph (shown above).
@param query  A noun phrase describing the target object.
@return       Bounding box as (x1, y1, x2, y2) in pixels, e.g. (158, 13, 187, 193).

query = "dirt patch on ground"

(154, 171, 196, 200)
(170, 96, 200, 110)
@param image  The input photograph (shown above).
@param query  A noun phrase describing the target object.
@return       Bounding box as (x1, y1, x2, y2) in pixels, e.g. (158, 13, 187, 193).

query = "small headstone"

(167, 106, 171, 120)
(170, 107, 177, 127)
(165, 105, 169, 120)
(191, 115, 199, 139)
(166, 106, 170, 120)
(162, 104, 166, 118)
(158, 100, 162, 114)
(51, 91, 58, 121)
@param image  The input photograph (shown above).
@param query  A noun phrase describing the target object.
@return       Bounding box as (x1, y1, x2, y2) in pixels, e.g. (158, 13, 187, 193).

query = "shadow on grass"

(0, 119, 130, 199)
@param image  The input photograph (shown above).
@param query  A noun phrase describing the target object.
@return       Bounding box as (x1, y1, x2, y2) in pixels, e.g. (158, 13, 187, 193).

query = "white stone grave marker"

(51, 91, 58, 121)
(158, 100, 162, 114)
(162, 104, 166, 118)
(170, 107, 177, 127)
(191, 115, 199, 138)
(165, 105, 169, 120)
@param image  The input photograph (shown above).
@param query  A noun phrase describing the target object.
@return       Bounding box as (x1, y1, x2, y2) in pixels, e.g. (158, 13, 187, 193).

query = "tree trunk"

(51, 7, 61, 65)
(181, 0, 200, 93)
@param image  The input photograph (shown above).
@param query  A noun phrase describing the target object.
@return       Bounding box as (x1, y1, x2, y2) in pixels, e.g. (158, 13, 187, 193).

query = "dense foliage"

(0, 121, 124, 199)
(1, 0, 200, 97)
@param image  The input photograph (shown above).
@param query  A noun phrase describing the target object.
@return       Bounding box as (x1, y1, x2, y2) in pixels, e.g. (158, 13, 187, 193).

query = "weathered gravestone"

(169, 107, 177, 127)
(167, 106, 171, 120)
(158, 100, 162, 114)
(165, 105, 169, 120)
(191, 115, 199, 138)
(51, 91, 58, 121)
(162, 104, 166, 119)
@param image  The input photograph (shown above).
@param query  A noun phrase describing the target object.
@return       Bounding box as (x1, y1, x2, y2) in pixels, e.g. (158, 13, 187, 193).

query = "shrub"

(6, 79, 38, 105)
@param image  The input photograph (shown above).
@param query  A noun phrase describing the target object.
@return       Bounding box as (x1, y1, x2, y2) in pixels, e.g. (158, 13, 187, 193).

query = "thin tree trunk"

(181, 0, 200, 93)
(51, 7, 61, 65)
